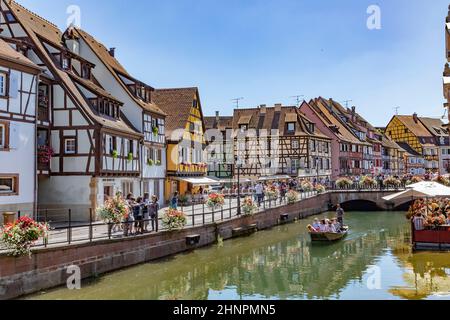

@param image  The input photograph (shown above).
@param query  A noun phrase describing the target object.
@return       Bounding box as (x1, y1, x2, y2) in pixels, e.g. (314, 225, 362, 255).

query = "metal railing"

(0, 185, 405, 253)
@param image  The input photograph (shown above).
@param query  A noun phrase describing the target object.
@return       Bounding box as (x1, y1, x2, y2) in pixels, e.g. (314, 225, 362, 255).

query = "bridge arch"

(339, 200, 380, 211)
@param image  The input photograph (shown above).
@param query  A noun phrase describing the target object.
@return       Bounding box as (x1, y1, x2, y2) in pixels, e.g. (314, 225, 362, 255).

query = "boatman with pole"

(336, 204, 345, 228)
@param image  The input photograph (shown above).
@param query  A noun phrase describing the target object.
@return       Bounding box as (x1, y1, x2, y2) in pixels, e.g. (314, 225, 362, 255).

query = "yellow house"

(153, 88, 207, 201)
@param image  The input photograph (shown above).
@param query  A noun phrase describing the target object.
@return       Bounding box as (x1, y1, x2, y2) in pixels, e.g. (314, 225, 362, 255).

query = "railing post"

(68, 209, 72, 244)
(229, 196, 232, 219)
(89, 208, 93, 242)
(17, 210, 21, 219)
(192, 203, 195, 226)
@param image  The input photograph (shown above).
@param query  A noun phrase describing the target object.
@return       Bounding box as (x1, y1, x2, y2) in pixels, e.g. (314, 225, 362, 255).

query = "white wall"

(0, 122, 35, 207)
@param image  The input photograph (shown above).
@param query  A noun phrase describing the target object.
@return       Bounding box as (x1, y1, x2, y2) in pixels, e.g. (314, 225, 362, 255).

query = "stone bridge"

(328, 189, 411, 211)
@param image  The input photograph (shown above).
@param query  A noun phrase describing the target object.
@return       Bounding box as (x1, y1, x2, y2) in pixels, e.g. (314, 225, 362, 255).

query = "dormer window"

(287, 123, 295, 132)
(61, 54, 71, 70)
(4, 11, 16, 23)
(193, 100, 198, 108)
(240, 125, 247, 132)
(81, 63, 91, 79)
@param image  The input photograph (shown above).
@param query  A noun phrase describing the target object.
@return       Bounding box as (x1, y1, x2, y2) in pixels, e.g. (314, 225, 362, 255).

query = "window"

(4, 11, 16, 23)
(193, 100, 198, 108)
(292, 139, 299, 149)
(287, 123, 295, 132)
(122, 181, 133, 196)
(240, 125, 247, 132)
(81, 63, 91, 79)
(64, 138, 77, 154)
(0, 72, 8, 97)
(109, 136, 117, 155)
(128, 140, 134, 155)
(0, 121, 9, 150)
(61, 55, 70, 70)
(0, 175, 18, 195)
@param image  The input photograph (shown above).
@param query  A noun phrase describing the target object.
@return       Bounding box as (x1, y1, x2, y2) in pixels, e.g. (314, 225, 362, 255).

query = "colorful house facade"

(153, 88, 207, 201)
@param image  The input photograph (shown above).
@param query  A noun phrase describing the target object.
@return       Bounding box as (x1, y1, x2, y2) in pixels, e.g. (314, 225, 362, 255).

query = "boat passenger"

(318, 219, 329, 232)
(413, 212, 426, 231)
(331, 218, 341, 233)
(312, 218, 321, 230)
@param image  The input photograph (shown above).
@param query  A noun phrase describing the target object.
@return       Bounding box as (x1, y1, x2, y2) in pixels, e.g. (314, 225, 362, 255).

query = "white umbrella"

(406, 181, 450, 197)
(382, 189, 429, 202)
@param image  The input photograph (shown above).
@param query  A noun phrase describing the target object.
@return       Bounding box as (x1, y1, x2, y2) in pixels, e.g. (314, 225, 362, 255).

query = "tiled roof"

(308, 98, 364, 144)
(396, 142, 422, 157)
(418, 117, 448, 137)
(231, 105, 330, 139)
(153, 87, 201, 136)
(204, 116, 233, 131)
(69, 73, 123, 104)
(6, 1, 141, 137)
(381, 134, 399, 149)
(72, 28, 165, 117)
(395, 115, 434, 137)
(0, 39, 40, 71)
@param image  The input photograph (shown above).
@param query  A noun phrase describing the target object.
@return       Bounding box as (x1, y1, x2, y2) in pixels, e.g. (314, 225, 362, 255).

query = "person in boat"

(307, 224, 318, 233)
(312, 218, 321, 231)
(336, 204, 345, 226)
(331, 218, 341, 233)
(318, 219, 330, 232)
(412, 212, 426, 231)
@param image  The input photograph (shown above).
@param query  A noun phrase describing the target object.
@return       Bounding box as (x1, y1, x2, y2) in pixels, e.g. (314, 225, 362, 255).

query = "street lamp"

(235, 157, 243, 216)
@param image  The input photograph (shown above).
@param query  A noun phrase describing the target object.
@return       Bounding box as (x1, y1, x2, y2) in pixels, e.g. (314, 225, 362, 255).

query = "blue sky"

(17, 0, 450, 126)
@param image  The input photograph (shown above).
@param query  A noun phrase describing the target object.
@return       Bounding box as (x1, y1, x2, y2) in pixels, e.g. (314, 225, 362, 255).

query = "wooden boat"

(309, 226, 349, 242)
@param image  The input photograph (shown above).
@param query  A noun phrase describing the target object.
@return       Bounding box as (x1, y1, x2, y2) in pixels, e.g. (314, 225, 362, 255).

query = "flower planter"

(2, 212, 16, 225)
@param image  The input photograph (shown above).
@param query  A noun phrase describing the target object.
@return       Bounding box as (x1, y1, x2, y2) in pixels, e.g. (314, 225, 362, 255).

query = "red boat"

(412, 223, 450, 250)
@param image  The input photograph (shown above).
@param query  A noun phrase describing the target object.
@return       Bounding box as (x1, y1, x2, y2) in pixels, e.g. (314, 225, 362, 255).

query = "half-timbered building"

(0, 0, 142, 220)
(300, 98, 368, 179)
(153, 88, 208, 201)
(63, 27, 167, 205)
(204, 112, 234, 179)
(232, 104, 332, 180)
(0, 38, 40, 221)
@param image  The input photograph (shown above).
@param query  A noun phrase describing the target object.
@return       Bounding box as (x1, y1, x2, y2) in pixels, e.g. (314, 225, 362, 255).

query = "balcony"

(37, 145, 53, 175)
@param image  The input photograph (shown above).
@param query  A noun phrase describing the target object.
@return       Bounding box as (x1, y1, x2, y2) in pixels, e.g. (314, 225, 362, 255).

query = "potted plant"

(241, 197, 257, 216)
(1, 216, 49, 257)
(96, 194, 129, 237)
(152, 126, 159, 137)
(336, 177, 353, 189)
(37, 145, 54, 164)
(359, 176, 377, 189)
(112, 150, 118, 159)
(315, 184, 326, 194)
(286, 190, 299, 204)
(127, 152, 133, 162)
(155, 160, 162, 166)
(162, 208, 187, 231)
(147, 159, 154, 166)
(300, 180, 314, 192)
(383, 176, 401, 188)
(265, 186, 279, 201)
(207, 193, 225, 210)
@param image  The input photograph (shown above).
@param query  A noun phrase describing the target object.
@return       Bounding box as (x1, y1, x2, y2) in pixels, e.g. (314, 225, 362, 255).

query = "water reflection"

(29, 212, 449, 300)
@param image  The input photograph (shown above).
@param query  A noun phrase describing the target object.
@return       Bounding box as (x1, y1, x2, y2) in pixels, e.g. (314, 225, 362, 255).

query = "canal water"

(28, 211, 450, 300)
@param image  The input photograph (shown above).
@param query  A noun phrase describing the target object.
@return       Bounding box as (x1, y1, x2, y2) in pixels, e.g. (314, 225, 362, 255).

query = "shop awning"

(176, 177, 221, 186)
(258, 175, 291, 181)
(217, 178, 252, 184)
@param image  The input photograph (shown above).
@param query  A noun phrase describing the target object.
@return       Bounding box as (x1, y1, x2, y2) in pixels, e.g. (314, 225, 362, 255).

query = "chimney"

(260, 105, 267, 114)
(274, 103, 282, 112)
(109, 47, 116, 57)
(413, 113, 418, 123)
(215, 111, 220, 122)
(351, 106, 356, 121)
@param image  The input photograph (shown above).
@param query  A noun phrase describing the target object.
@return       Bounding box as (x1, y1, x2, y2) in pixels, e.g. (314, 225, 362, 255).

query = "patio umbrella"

(382, 189, 429, 202)
(382, 181, 450, 202)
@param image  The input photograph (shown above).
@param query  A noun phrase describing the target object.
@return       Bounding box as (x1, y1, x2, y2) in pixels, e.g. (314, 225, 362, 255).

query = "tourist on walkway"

(336, 204, 345, 226)
(133, 197, 144, 235)
(143, 193, 150, 232)
(280, 182, 287, 204)
(149, 195, 160, 232)
(255, 182, 264, 207)
(170, 191, 179, 209)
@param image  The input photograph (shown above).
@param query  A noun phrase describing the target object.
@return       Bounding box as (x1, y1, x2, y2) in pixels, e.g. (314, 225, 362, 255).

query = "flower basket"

(152, 126, 159, 137)
(127, 152, 133, 162)
(96, 194, 129, 225)
(286, 190, 299, 204)
(300, 180, 314, 192)
(359, 176, 377, 188)
(383, 176, 401, 188)
(1, 216, 49, 257)
(112, 150, 118, 159)
(155, 160, 162, 166)
(207, 193, 225, 210)
(37, 145, 54, 164)
(162, 208, 187, 231)
(410, 176, 423, 184)
(434, 176, 450, 186)
(241, 197, 257, 216)
(147, 159, 154, 166)
(265, 187, 279, 201)
(315, 184, 326, 194)
(336, 177, 353, 189)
